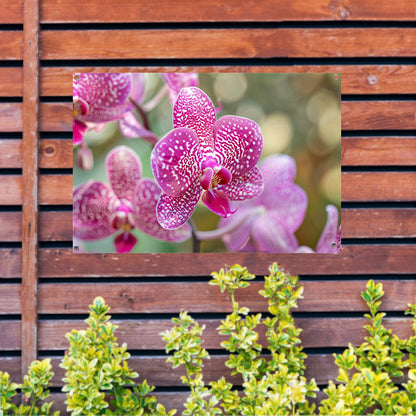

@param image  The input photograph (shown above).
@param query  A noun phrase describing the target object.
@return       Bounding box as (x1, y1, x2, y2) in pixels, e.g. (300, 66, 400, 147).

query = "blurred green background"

(73, 73, 341, 253)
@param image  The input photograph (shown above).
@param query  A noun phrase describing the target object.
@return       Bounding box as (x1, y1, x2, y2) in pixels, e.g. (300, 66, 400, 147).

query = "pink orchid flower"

(219, 154, 308, 252)
(150, 87, 264, 230)
(73, 146, 191, 253)
(160, 73, 199, 105)
(73, 73, 145, 144)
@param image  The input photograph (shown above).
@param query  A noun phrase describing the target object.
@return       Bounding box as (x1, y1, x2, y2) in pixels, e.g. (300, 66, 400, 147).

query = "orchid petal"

(173, 87, 216, 154)
(261, 184, 308, 232)
(335, 225, 342, 253)
(129, 73, 146, 103)
(157, 180, 202, 229)
(296, 245, 315, 253)
(73, 181, 118, 240)
(133, 178, 192, 242)
(105, 146, 142, 203)
(213, 115, 263, 177)
(74, 73, 133, 123)
(259, 154, 297, 192)
(252, 212, 299, 253)
(217, 166, 264, 201)
(118, 112, 158, 144)
(219, 206, 255, 251)
(151, 127, 203, 197)
(316, 205, 340, 253)
(114, 232, 137, 253)
(201, 189, 235, 218)
(161, 73, 199, 105)
(73, 119, 88, 145)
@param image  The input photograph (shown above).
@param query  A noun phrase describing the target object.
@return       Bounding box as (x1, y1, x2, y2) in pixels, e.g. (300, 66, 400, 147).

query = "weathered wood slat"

(37, 65, 416, 96)
(342, 137, 416, 166)
(0, 32, 23, 60)
(0, 68, 23, 97)
(2, 172, 415, 205)
(37, 317, 413, 350)
(1, 208, 412, 242)
(341, 208, 416, 238)
(3, 137, 414, 170)
(342, 172, 416, 202)
(0, 139, 72, 169)
(0, 353, 407, 390)
(39, 29, 416, 60)
(37, 280, 416, 314)
(2, 102, 414, 133)
(38, 0, 416, 23)
(0, 321, 21, 350)
(3, 0, 415, 24)
(0, 175, 72, 205)
(0, 284, 21, 314)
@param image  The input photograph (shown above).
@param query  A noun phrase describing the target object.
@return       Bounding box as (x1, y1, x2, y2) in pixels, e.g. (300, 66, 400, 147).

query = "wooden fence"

(0, 0, 415, 413)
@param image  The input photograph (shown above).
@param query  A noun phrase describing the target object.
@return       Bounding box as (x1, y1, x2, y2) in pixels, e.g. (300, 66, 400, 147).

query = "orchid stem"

(142, 84, 169, 112)
(189, 219, 201, 253)
(128, 97, 151, 131)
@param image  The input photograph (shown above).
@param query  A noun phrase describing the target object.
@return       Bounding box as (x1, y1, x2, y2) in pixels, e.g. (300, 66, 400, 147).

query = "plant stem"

(142, 84, 169, 112)
(128, 97, 151, 131)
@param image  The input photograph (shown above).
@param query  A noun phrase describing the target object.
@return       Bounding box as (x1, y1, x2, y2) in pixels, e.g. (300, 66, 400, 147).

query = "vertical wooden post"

(21, 0, 40, 376)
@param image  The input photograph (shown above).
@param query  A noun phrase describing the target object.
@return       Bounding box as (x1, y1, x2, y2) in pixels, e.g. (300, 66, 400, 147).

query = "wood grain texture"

(0, 139, 73, 169)
(3, 172, 415, 205)
(35, 65, 416, 95)
(37, 280, 416, 314)
(2, 246, 415, 278)
(0, 32, 23, 60)
(342, 208, 416, 238)
(0, 284, 21, 314)
(38, 0, 416, 23)
(1, 208, 411, 242)
(0, 68, 23, 96)
(0, 175, 72, 205)
(0, 103, 22, 132)
(39, 29, 416, 60)
(36, 317, 413, 350)
(0, 321, 21, 350)
(342, 172, 416, 201)
(37, 101, 416, 132)
(342, 137, 416, 166)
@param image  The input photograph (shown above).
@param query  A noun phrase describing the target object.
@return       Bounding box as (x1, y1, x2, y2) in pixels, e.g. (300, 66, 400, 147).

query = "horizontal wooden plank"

(37, 280, 416, 314)
(2, 246, 415, 278)
(39, 29, 416, 60)
(38, 0, 416, 23)
(0, 211, 73, 242)
(3, 0, 415, 24)
(342, 172, 416, 202)
(0, 68, 23, 96)
(0, 321, 20, 350)
(0, 104, 22, 132)
(342, 208, 416, 238)
(0, 139, 72, 168)
(342, 101, 415, 130)
(37, 316, 413, 351)
(0, 284, 21, 314)
(3, 208, 415, 243)
(0, 175, 72, 205)
(37, 65, 416, 96)
(3, 171, 414, 206)
(342, 137, 416, 166)
(0, 32, 22, 60)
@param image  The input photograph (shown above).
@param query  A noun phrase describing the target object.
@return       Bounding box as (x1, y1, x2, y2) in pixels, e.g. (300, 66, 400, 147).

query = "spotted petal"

(316, 205, 340, 253)
(151, 127, 203, 197)
(252, 212, 299, 253)
(118, 112, 158, 144)
(73, 181, 118, 240)
(105, 146, 142, 203)
(173, 87, 216, 154)
(217, 166, 264, 201)
(213, 115, 263, 177)
(74, 73, 133, 123)
(156, 180, 202, 229)
(259, 154, 297, 193)
(133, 178, 192, 242)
